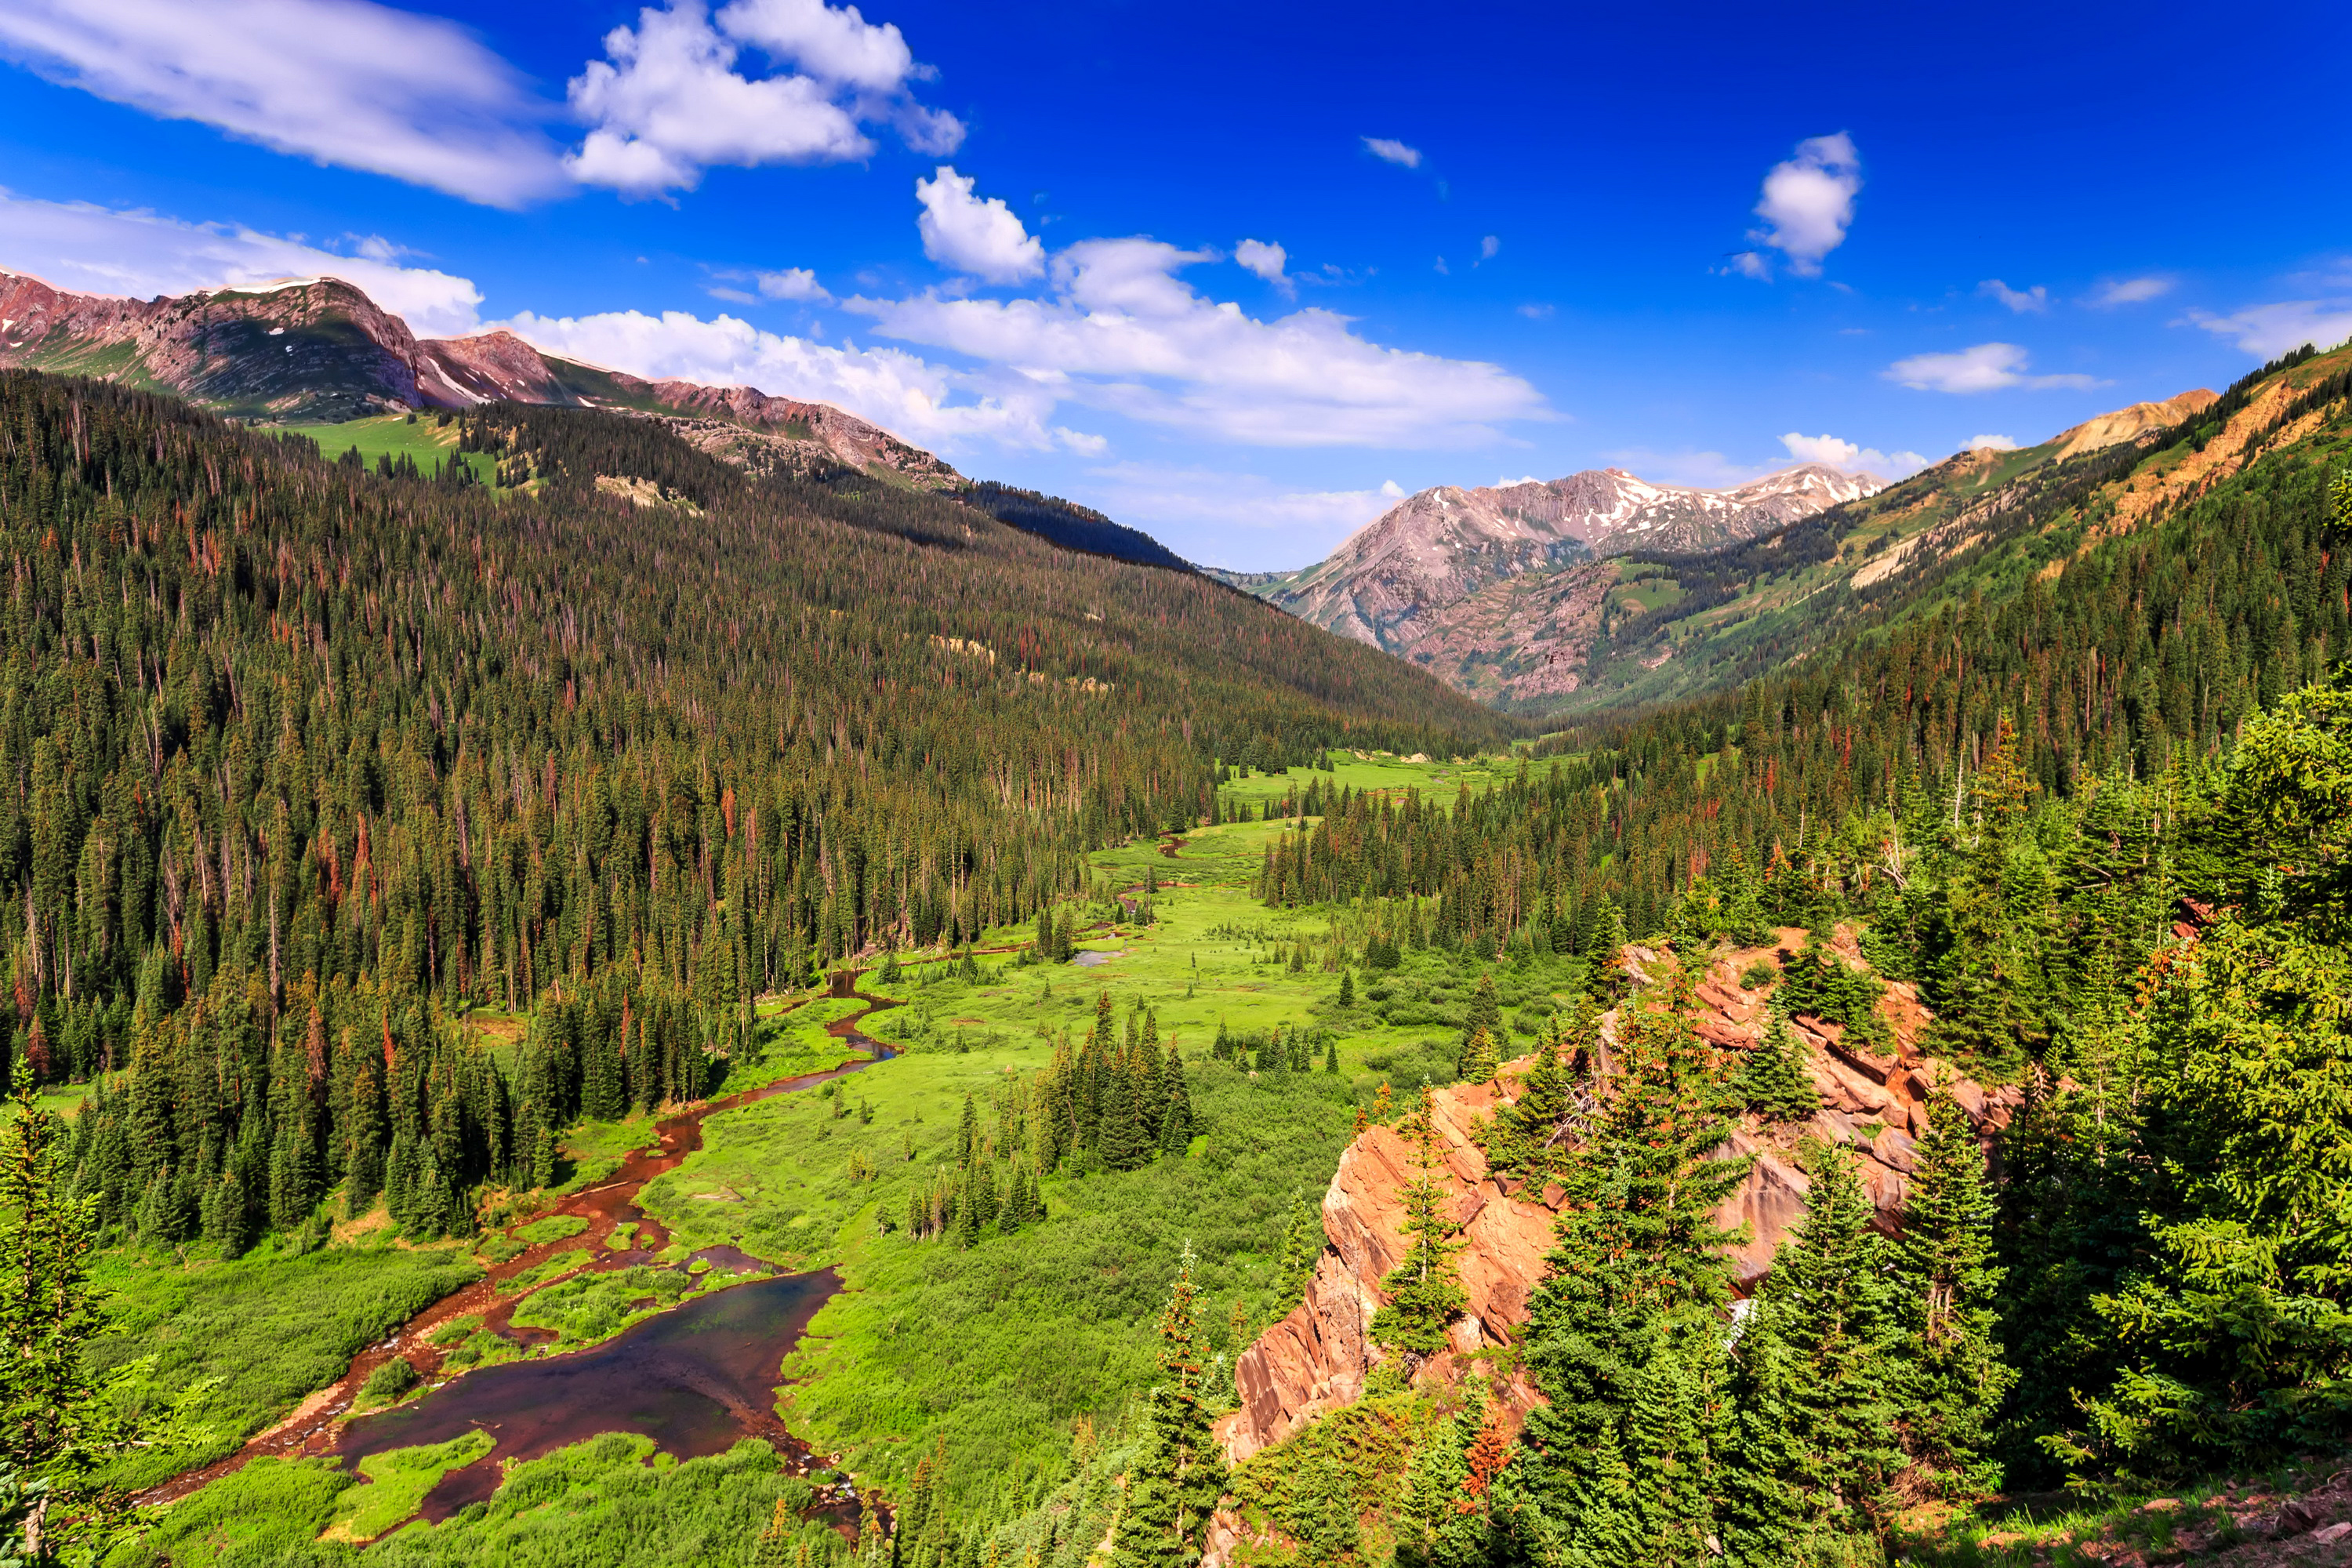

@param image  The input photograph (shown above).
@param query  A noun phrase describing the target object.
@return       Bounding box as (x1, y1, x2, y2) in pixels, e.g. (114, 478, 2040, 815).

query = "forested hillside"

(0, 370, 1504, 1243)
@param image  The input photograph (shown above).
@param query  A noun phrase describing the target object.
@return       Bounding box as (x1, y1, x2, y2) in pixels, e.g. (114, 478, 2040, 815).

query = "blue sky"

(2, 0, 2347, 568)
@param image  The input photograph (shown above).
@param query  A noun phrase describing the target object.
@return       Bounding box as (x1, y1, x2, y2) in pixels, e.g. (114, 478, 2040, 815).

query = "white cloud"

(1978, 278, 2047, 314)
(0, 187, 483, 334)
(1778, 430, 1929, 477)
(498, 303, 1054, 451)
(1083, 461, 1397, 561)
(1726, 251, 1772, 281)
(1494, 474, 1541, 486)
(2089, 276, 2171, 307)
(564, 0, 960, 196)
(851, 237, 1549, 448)
(1517, 303, 1554, 320)
(1884, 341, 2102, 394)
(1479, 235, 1500, 261)
(2186, 299, 2352, 359)
(0, 0, 566, 207)
(1234, 239, 1288, 287)
(1740, 132, 1861, 278)
(715, 0, 916, 92)
(757, 266, 830, 302)
(1965, 434, 2019, 450)
(1379, 479, 1406, 498)
(913, 166, 1044, 284)
(1362, 136, 1421, 169)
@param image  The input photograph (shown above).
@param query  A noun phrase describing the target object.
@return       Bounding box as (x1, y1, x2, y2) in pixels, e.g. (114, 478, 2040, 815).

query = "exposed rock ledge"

(1216, 928, 2024, 1466)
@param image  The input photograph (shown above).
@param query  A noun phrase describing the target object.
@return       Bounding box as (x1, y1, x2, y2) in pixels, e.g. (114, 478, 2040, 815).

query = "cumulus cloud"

(1234, 239, 1287, 287)
(1978, 278, 2047, 314)
(1362, 136, 1421, 169)
(851, 236, 1549, 448)
(0, 187, 484, 334)
(2186, 299, 2352, 359)
(1083, 461, 1399, 564)
(1778, 430, 1928, 477)
(1884, 341, 2102, 394)
(1733, 132, 1861, 279)
(1479, 235, 1500, 261)
(2088, 276, 2171, 307)
(0, 0, 567, 206)
(497, 303, 1054, 450)
(757, 266, 830, 301)
(565, 0, 960, 196)
(1380, 479, 1406, 498)
(913, 167, 1043, 284)
(1965, 434, 2019, 450)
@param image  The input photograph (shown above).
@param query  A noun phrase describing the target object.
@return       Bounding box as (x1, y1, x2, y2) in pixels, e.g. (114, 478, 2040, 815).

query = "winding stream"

(145, 978, 903, 1521)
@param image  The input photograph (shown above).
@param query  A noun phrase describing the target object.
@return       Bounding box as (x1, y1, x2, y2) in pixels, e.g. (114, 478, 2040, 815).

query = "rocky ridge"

(1263, 464, 1878, 654)
(1217, 927, 2023, 1467)
(0, 269, 958, 487)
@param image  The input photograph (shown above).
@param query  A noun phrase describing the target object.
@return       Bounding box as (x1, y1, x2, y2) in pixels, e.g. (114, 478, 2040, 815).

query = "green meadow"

(112, 781, 1587, 1539)
(273, 413, 498, 485)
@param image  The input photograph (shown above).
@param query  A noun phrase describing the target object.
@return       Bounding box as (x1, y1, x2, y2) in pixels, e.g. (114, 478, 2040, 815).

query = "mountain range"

(0, 267, 956, 486)
(9, 263, 2331, 731)
(1214, 385, 2262, 714)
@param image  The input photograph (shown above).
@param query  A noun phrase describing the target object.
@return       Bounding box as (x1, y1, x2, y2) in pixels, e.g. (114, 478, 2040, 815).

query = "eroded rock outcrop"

(1217, 928, 2021, 1464)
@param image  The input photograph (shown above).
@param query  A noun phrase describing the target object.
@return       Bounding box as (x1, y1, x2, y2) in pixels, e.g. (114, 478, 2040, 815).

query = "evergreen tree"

(0, 1074, 168, 1563)
(1371, 1086, 1468, 1360)
(1733, 1147, 1905, 1548)
(1892, 1090, 2013, 1501)
(1497, 957, 1747, 1567)
(1458, 974, 1500, 1079)
(1112, 1251, 1227, 1568)
(1730, 1006, 1818, 1124)
(1460, 1027, 1500, 1085)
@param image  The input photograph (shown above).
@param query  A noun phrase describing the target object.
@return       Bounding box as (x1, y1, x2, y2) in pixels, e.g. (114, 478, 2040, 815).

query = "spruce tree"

(0, 1074, 163, 1563)
(1740, 1146, 1905, 1546)
(1460, 1026, 1500, 1086)
(1498, 956, 1746, 1566)
(1730, 1005, 1819, 1124)
(1112, 1250, 1227, 1568)
(1371, 1085, 1468, 1360)
(1892, 1091, 2013, 1500)
(1457, 975, 1500, 1079)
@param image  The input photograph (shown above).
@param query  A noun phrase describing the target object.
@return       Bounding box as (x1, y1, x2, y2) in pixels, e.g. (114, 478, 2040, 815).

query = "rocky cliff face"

(0, 269, 958, 485)
(1267, 464, 1878, 655)
(1217, 929, 2022, 1465)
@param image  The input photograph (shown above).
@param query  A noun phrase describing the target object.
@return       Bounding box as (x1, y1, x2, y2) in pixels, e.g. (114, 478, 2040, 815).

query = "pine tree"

(1892, 1090, 2013, 1500)
(1112, 1250, 1228, 1568)
(1338, 969, 1354, 1009)
(1741, 1145, 1905, 1545)
(1460, 1026, 1500, 1085)
(0, 1074, 158, 1563)
(1730, 1005, 1819, 1124)
(1457, 975, 1500, 1079)
(1371, 1086, 1468, 1359)
(1499, 956, 1747, 1566)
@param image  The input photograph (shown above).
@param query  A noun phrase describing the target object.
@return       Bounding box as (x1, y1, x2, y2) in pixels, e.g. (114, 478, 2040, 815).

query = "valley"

(2, 301, 2350, 1568)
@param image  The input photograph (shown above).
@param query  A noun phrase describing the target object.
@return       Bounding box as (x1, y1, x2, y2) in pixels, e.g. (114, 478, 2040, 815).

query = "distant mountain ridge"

(0, 267, 1230, 575)
(1248, 463, 1880, 652)
(0, 267, 956, 487)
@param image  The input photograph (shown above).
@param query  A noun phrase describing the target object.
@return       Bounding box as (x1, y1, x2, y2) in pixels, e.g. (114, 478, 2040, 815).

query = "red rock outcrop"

(1217, 929, 2022, 1464)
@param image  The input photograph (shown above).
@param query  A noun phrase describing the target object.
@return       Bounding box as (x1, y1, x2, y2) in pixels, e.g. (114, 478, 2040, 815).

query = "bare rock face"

(1216, 929, 2021, 1465)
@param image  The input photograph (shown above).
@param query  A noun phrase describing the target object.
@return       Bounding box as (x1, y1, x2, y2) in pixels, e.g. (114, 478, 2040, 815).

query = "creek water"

(333, 1269, 845, 1522)
(145, 983, 901, 1523)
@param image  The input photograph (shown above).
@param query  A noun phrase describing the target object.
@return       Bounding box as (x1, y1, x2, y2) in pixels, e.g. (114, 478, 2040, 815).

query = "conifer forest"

(5, 337, 2352, 1568)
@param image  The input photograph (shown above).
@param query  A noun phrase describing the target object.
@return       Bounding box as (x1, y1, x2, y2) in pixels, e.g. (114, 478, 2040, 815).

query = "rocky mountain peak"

(1266, 461, 1877, 653)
